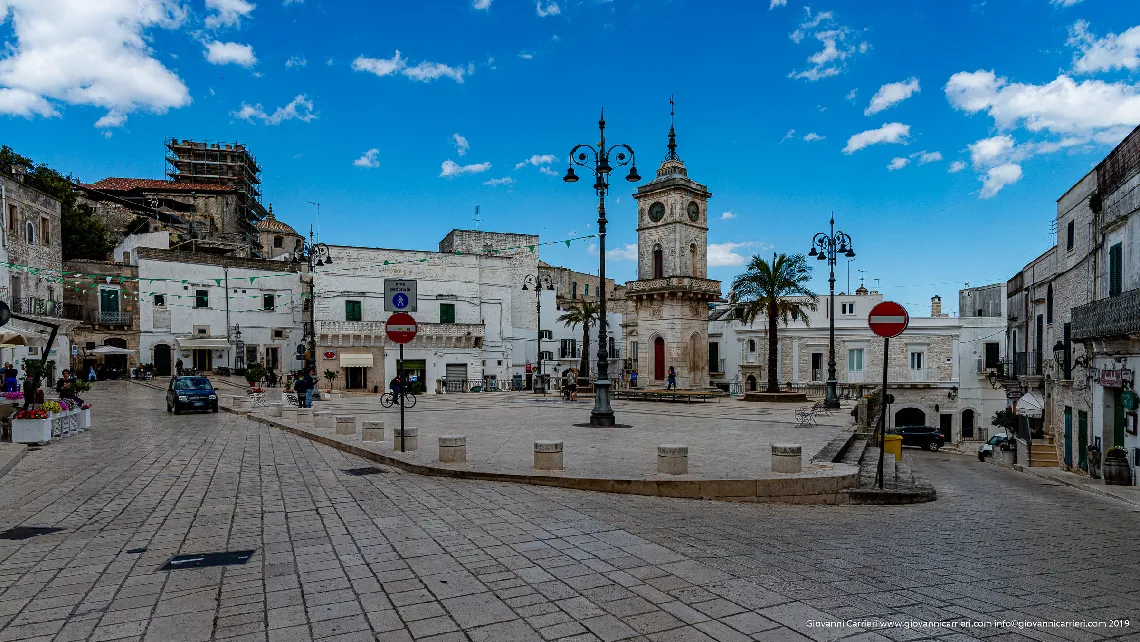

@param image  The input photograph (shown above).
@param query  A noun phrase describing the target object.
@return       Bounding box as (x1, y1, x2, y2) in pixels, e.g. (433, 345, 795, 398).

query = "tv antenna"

(474, 205, 481, 231)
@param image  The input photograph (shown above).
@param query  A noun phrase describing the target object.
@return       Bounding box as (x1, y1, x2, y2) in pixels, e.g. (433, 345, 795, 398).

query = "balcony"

(10, 297, 62, 318)
(1072, 288, 1140, 340)
(319, 320, 485, 338)
(95, 310, 132, 325)
(625, 276, 721, 299)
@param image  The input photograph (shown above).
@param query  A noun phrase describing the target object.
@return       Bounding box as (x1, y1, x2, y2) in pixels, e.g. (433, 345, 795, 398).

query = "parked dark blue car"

(166, 376, 219, 414)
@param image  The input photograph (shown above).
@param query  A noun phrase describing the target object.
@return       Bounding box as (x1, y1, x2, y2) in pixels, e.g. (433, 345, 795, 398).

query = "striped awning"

(340, 353, 374, 367)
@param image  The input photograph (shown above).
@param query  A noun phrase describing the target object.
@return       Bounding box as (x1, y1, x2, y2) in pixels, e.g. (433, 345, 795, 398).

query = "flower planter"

(1104, 453, 1132, 486)
(81, 408, 91, 430)
(12, 417, 52, 444)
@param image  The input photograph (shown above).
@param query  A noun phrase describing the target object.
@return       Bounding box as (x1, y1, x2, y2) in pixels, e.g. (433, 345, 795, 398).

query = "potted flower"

(323, 369, 338, 399)
(1103, 446, 1131, 486)
(79, 403, 92, 430)
(12, 408, 51, 444)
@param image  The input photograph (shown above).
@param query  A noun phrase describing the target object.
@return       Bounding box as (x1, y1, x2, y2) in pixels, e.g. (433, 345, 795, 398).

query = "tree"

(323, 369, 339, 392)
(728, 253, 818, 393)
(991, 408, 1016, 439)
(557, 299, 600, 381)
(0, 145, 112, 260)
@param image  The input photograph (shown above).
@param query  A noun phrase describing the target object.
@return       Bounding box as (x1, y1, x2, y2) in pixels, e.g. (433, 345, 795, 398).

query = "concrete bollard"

(314, 412, 334, 430)
(296, 408, 314, 425)
(534, 440, 564, 471)
(267, 402, 283, 417)
(393, 426, 418, 451)
(232, 396, 250, 411)
(438, 435, 467, 463)
(362, 420, 385, 442)
(657, 444, 689, 475)
(771, 443, 802, 474)
(281, 407, 297, 423)
(335, 415, 357, 436)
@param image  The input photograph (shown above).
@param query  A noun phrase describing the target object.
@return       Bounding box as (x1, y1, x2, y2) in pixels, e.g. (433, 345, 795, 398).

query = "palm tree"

(557, 299, 600, 382)
(728, 253, 818, 393)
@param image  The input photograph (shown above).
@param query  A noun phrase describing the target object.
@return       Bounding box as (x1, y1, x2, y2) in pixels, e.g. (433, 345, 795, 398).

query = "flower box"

(12, 417, 52, 444)
(81, 408, 91, 430)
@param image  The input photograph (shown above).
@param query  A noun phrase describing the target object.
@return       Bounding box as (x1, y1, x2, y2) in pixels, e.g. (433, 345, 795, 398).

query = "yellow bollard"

(883, 435, 903, 461)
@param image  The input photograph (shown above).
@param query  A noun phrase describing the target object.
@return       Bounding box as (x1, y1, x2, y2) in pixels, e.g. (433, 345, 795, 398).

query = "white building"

(133, 247, 304, 375)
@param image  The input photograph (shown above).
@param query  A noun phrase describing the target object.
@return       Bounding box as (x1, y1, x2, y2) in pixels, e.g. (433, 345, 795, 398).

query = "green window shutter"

(345, 300, 362, 321)
(440, 303, 455, 324)
(1109, 243, 1123, 297)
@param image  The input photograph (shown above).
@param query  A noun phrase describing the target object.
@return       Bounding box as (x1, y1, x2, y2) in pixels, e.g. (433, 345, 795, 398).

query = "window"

(571, 282, 577, 299)
(848, 348, 864, 372)
(811, 353, 823, 381)
(540, 329, 553, 340)
(652, 245, 664, 279)
(99, 288, 119, 313)
(631, 341, 638, 362)
(984, 342, 1000, 369)
(1063, 322, 1072, 380)
(345, 300, 362, 321)
(539, 350, 554, 361)
(560, 339, 577, 359)
(608, 336, 615, 357)
(263, 294, 275, 311)
(273, 235, 283, 248)
(24, 221, 34, 245)
(6, 204, 14, 231)
(841, 302, 855, 315)
(194, 325, 210, 336)
(85, 341, 96, 350)
(910, 351, 924, 370)
(273, 329, 285, 339)
(584, 284, 589, 297)
(708, 341, 720, 373)
(122, 251, 131, 264)
(690, 244, 698, 277)
(439, 303, 456, 324)
(194, 289, 208, 308)
(748, 339, 756, 353)
(154, 294, 166, 307)
(1066, 220, 1074, 251)
(40, 217, 48, 245)
(1109, 242, 1123, 297)
(1046, 283, 1053, 324)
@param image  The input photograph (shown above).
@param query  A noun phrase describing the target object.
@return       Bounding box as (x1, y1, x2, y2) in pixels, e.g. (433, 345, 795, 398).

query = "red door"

(654, 337, 665, 380)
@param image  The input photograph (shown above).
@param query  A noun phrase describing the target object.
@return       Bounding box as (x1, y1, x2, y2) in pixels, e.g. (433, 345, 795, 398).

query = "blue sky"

(3, 0, 1139, 314)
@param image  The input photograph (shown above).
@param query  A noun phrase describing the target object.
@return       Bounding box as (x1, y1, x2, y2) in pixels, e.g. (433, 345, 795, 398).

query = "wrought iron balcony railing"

(95, 311, 132, 325)
(10, 297, 62, 318)
(1072, 288, 1140, 340)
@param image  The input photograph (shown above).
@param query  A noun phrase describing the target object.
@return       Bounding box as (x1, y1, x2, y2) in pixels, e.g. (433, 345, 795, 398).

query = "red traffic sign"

(868, 301, 909, 338)
(385, 312, 418, 344)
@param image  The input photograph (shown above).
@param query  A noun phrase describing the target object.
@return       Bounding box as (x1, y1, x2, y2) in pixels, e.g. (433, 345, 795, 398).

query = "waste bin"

(883, 434, 902, 461)
(513, 374, 523, 391)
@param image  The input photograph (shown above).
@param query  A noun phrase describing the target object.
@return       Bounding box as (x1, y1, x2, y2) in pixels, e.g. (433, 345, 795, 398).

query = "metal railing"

(441, 378, 470, 393)
(95, 310, 132, 325)
(10, 297, 62, 318)
(1072, 288, 1140, 340)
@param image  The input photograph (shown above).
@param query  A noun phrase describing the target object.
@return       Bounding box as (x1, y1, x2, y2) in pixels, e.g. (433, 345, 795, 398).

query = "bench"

(611, 389, 721, 403)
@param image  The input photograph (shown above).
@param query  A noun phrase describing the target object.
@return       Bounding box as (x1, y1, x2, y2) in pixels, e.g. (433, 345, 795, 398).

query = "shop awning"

(340, 353, 374, 367)
(176, 337, 232, 350)
(1016, 390, 1044, 418)
(91, 345, 135, 355)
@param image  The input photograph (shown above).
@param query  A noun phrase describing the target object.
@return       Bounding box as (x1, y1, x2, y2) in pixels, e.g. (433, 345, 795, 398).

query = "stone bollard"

(393, 427, 418, 451)
(362, 420, 385, 442)
(771, 443, 802, 474)
(335, 415, 357, 436)
(314, 412, 334, 430)
(267, 402, 283, 417)
(296, 408, 314, 425)
(281, 407, 298, 423)
(438, 435, 467, 463)
(534, 441, 564, 471)
(657, 444, 689, 475)
(232, 396, 250, 411)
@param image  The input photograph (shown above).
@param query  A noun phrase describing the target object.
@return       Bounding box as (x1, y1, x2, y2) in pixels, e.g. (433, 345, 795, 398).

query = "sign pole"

(399, 343, 405, 453)
(877, 337, 889, 489)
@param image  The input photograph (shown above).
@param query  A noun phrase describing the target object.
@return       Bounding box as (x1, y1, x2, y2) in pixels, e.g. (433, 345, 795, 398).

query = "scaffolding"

(164, 138, 268, 224)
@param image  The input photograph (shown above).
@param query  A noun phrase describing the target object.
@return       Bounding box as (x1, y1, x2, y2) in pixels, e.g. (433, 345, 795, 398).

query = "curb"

(223, 404, 860, 504)
(0, 443, 27, 480)
(1000, 461, 1140, 508)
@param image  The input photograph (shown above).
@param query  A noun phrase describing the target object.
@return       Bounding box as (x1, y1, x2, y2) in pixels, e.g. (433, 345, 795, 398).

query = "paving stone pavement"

(1, 382, 1138, 642)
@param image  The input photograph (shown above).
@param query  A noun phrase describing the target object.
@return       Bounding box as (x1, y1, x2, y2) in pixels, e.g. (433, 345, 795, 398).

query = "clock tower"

(625, 106, 720, 388)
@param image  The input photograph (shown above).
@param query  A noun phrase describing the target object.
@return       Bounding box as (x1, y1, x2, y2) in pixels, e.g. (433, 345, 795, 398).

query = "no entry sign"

(868, 301, 909, 338)
(385, 312, 418, 344)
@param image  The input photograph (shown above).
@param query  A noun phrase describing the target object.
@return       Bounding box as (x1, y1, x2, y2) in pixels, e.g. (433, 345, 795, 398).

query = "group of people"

(290, 369, 318, 408)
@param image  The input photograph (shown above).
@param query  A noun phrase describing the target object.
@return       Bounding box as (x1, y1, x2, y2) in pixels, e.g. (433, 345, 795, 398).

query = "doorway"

(962, 409, 975, 439)
(1078, 410, 1088, 470)
(153, 344, 171, 376)
(192, 349, 212, 372)
(653, 337, 665, 381)
(811, 353, 823, 381)
(939, 414, 952, 442)
(1064, 406, 1073, 467)
(265, 346, 280, 371)
(746, 375, 756, 392)
(345, 367, 367, 390)
(895, 407, 926, 427)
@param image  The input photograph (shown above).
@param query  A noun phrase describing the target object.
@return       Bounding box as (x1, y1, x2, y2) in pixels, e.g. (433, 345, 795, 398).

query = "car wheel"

(212, 405, 218, 413)
(926, 441, 941, 451)
(173, 405, 181, 415)
(978, 453, 986, 461)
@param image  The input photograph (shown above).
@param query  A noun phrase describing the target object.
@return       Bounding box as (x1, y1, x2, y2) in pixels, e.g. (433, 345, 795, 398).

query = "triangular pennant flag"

(214, 279, 222, 286)
(249, 277, 257, 284)
(565, 240, 572, 247)
(528, 245, 535, 252)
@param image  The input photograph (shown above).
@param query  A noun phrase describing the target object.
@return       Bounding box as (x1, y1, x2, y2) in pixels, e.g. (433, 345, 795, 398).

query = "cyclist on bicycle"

(389, 376, 401, 396)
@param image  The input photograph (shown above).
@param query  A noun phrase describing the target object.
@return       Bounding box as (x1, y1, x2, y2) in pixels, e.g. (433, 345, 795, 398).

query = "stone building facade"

(63, 260, 140, 374)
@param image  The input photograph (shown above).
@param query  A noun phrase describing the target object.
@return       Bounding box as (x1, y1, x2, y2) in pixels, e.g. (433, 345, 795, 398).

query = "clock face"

(688, 201, 700, 222)
(649, 202, 665, 222)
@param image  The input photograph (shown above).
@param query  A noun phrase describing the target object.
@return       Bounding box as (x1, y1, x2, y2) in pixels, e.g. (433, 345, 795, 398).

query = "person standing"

(88, 366, 96, 382)
(292, 373, 308, 408)
(55, 369, 72, 396)
(666, 366, 677, 391)
(302, 369, 316, 408)
(630, 369, 638, 389)
(568, 368, 578, 401)
(175, 358, 183, 376)
(4, 363, 17, 392)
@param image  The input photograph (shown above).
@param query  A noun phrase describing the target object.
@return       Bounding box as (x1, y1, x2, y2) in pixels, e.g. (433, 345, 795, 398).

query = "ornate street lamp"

(564, 109, 640, 426)
(808, 216, 855, 410)
(522, 274, 555, 393)
(292, 226, 333, 373)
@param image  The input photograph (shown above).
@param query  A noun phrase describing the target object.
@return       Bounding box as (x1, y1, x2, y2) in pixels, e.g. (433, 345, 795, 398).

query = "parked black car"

(167, 376, 219, 414)
(891, 425, 945, 451)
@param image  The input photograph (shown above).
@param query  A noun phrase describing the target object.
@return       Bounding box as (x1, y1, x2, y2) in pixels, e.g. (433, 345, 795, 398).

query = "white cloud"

(968, 134, 1016, 168)
(1051, 0, 1085, 6)
(845, 88, 858, 102)
(708, 242, 767, 267)
(353, 51, 469, 83)
(283, 0, 302, 5)
(607, 243, 638, 260)
(440, 160, 491, 177)
(780, 129, 796, 143)
(887, 157, 909, 171)
(205, 41, 257, 67)
(452, 133, 469, 156)
(0, 0, 190, 127)
(945, 70, 1140, 138)
(803, 132, 825, 142)
(948, 160, 966, 173)
(484, 177, 513, 186)
(353, 148, 380, 168)
(979, 163, 1022, 199)
(720, 211, 737, 220)
(519, 52, 534, 59)
(285, 55, 306, 68)
(1068, 20, 1140, 74)
(473, 0, 492, 9)
(769, 0, 786, 7)
(917, 150, 942, 164)
(515, 154, 558, 169)
(536, 1, 560, 17)
(788, 9, 867, 81)
(94, 111, 126, 128)
(205, 0, 255, 29)
(232, 94, 316, 125)
(842, 122, 910, 153)
(539, 166, 559, 176)
(865, 77, 920, 115)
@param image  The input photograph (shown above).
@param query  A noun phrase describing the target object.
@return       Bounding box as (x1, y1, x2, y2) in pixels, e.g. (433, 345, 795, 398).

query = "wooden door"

(653, 337, 665, 381)
(1064, 407, 1073, 467)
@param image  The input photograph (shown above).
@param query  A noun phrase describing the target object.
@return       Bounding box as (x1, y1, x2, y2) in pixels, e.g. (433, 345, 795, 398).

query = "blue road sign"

(392, 293, 409, 309)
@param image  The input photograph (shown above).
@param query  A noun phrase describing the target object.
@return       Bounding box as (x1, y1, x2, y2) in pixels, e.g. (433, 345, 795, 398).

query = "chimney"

(931, 295, 944, 317)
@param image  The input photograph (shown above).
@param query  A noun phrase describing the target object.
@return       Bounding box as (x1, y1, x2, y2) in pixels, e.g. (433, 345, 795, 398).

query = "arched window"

(690, 244, 698, 277)
(24, 221, 34, 245)
(571, 281, 577, 299)
(652, 245, 663, 279)
(1046, 283, 1053, 324)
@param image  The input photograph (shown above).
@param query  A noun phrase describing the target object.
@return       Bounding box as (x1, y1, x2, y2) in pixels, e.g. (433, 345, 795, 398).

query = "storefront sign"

(323, 351, 336, 359)
(1099, 369, 1132, 388)
(1123, 389, 1139, 411)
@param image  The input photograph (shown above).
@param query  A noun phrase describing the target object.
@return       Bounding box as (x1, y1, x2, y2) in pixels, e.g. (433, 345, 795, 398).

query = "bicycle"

(381, 391, 417, 408)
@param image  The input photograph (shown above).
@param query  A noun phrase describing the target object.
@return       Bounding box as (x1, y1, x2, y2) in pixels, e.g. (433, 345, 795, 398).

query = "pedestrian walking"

(666, 366, 677, 391)
(88, 366, 96, 382)
(629, 369, 638, 389)
(175, 358, 183, 376)
(3, 363, 17, 392)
